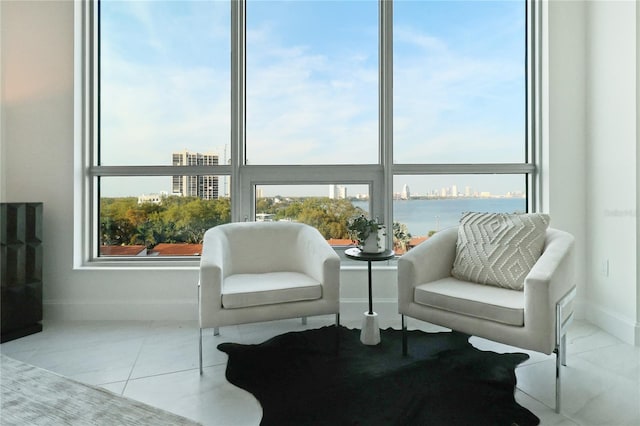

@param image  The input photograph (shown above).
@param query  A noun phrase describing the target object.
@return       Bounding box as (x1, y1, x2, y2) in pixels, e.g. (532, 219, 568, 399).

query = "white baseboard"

(582, 301, 639, 346)
(43, 298, 400, 322)
(44, 298, 639, 347)
(44, 300, 198, 321)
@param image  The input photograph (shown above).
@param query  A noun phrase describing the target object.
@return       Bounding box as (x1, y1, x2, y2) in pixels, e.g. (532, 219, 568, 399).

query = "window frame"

(76, 0, 539, 268)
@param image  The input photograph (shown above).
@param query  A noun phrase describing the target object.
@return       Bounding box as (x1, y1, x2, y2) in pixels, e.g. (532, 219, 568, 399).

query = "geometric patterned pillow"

(451, 212, 550, 290)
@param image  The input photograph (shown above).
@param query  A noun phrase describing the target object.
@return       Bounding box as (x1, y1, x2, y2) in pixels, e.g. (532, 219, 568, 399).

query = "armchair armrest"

(523, 229, 575, 345)
(398, 227, 458, 308)
(199, 228, 226, 322)
(295, 226, 341, 302)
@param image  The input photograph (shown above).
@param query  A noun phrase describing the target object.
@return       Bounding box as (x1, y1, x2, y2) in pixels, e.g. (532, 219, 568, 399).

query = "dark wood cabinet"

(1, 203, 43, 342)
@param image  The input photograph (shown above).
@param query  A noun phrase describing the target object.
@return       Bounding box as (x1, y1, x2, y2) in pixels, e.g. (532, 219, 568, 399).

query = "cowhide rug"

(218, 325, 539, 426)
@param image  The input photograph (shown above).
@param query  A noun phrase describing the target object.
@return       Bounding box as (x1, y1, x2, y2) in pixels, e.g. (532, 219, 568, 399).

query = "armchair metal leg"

(561, 333, 568, 366)
(555, 346, 561, 414)
(214, 327, 220, 336)
(554, 331, 569, 413)
(302, 317, 307, 326)
(198, 283, 203, 375)
(554, 286, 576, 413)
(199, 328, 203, 375)
(401, 315, 408, 356)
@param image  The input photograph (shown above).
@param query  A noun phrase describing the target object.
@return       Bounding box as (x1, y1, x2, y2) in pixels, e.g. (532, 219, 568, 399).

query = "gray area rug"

(0, 354, 201, 425)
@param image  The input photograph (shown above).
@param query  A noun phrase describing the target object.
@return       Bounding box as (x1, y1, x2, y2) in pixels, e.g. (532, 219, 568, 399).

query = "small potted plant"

(347, 215, 386, 253)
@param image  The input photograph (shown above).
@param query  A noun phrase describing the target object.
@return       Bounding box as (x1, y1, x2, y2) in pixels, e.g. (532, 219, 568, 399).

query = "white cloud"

(394, 25, 448, 53)
(245, 23, 378, 164)
(100, 49, 230, 165)
(393, 22, 524, 164)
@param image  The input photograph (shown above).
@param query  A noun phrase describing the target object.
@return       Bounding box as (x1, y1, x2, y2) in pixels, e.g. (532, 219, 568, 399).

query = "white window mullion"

(380, 0, 393, 249)
(75, 0, 95, 266)
(530, 0, 543, 213)
(232, 0, 246, 222)
(89, 0, 100, 263)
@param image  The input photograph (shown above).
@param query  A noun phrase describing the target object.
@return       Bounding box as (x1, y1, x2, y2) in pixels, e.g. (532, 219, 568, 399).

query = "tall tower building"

(401, 184, 411, 200)
(329, 184, 337, 199)
(338, 186, 347, 199)
(172, 150, 219, 200)
(329, 185, 347, 200)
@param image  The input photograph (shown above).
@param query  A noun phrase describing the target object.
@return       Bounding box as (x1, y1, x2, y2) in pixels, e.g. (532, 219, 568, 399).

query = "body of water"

(353, 198, 526, 237)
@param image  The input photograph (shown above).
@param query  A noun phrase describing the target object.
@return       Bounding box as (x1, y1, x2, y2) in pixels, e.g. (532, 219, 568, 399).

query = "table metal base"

(360, 311, 381, 345)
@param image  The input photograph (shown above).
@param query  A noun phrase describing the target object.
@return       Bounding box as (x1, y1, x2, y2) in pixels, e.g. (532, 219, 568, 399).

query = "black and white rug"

(0, 354, 200, 425)
(218, 326, 539, 426)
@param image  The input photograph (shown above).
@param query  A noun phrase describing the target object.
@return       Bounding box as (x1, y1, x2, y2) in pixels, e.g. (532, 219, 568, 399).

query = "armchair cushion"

(222, 272, 322, 309)
(451, 212, 550, 290)
(414, 278, 525, 326)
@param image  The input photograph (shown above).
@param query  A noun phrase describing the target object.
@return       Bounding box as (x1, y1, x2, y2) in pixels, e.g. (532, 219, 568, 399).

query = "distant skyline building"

(138, 191, 168, 205)
(329, 184, 347, 200)
(401, 184, 410, 200)
(172, 150, 219, 200)
(339, 186, 347, 199)
(387, 182, 527, 200)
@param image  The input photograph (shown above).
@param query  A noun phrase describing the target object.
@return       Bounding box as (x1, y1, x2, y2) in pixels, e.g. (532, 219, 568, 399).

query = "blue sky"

(99, 0, 525, 197)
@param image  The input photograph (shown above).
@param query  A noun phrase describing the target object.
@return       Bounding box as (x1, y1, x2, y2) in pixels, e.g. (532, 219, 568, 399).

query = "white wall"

(637, 0, 640, 345)
(584, 0, 639, 345)
(1, 0, 638, 345)
(543, 0, 588, 321)
(539, 0, 640, 346)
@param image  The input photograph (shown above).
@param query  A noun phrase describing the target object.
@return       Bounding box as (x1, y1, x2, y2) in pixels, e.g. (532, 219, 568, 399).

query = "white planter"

(361, 226, 386, 253)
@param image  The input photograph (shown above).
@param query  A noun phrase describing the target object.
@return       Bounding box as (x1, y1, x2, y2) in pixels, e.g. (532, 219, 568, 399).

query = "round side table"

(345, 247, 395, 345)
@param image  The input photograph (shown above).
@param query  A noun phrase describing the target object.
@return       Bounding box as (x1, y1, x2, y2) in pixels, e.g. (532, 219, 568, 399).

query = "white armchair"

(198, 221, 341, 373)
(398, 225, 576, 412)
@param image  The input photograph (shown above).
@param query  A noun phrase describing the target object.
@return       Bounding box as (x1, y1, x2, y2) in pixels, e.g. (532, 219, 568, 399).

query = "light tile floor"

(1, 313, 639, 426)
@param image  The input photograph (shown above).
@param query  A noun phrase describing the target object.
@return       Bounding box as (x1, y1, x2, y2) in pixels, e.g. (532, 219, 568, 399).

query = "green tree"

(295, 198, 362, 239)
(100, 216, 136, 246)
(100, 197, 138, 245)
(100, 194, 414, 250)
(160, 197, 231, 243)
(393, 221, 412, 252)
(100, 195, 233, 248)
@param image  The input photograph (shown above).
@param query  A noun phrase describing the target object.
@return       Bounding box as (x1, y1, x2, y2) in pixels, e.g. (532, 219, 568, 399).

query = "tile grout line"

(121, 321, 155, 396)
(128, 365, 208, 382)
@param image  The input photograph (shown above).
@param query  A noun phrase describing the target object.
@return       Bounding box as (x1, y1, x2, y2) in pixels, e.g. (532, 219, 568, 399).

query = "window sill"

(74, 258, 399, 271)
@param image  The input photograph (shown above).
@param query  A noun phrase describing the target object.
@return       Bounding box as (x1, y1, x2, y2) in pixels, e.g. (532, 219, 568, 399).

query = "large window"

(394, 1, 526, 164)
(80, 0, 537, 264)
(392, 0, 532, 248)
(246, 1, 378, 165)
